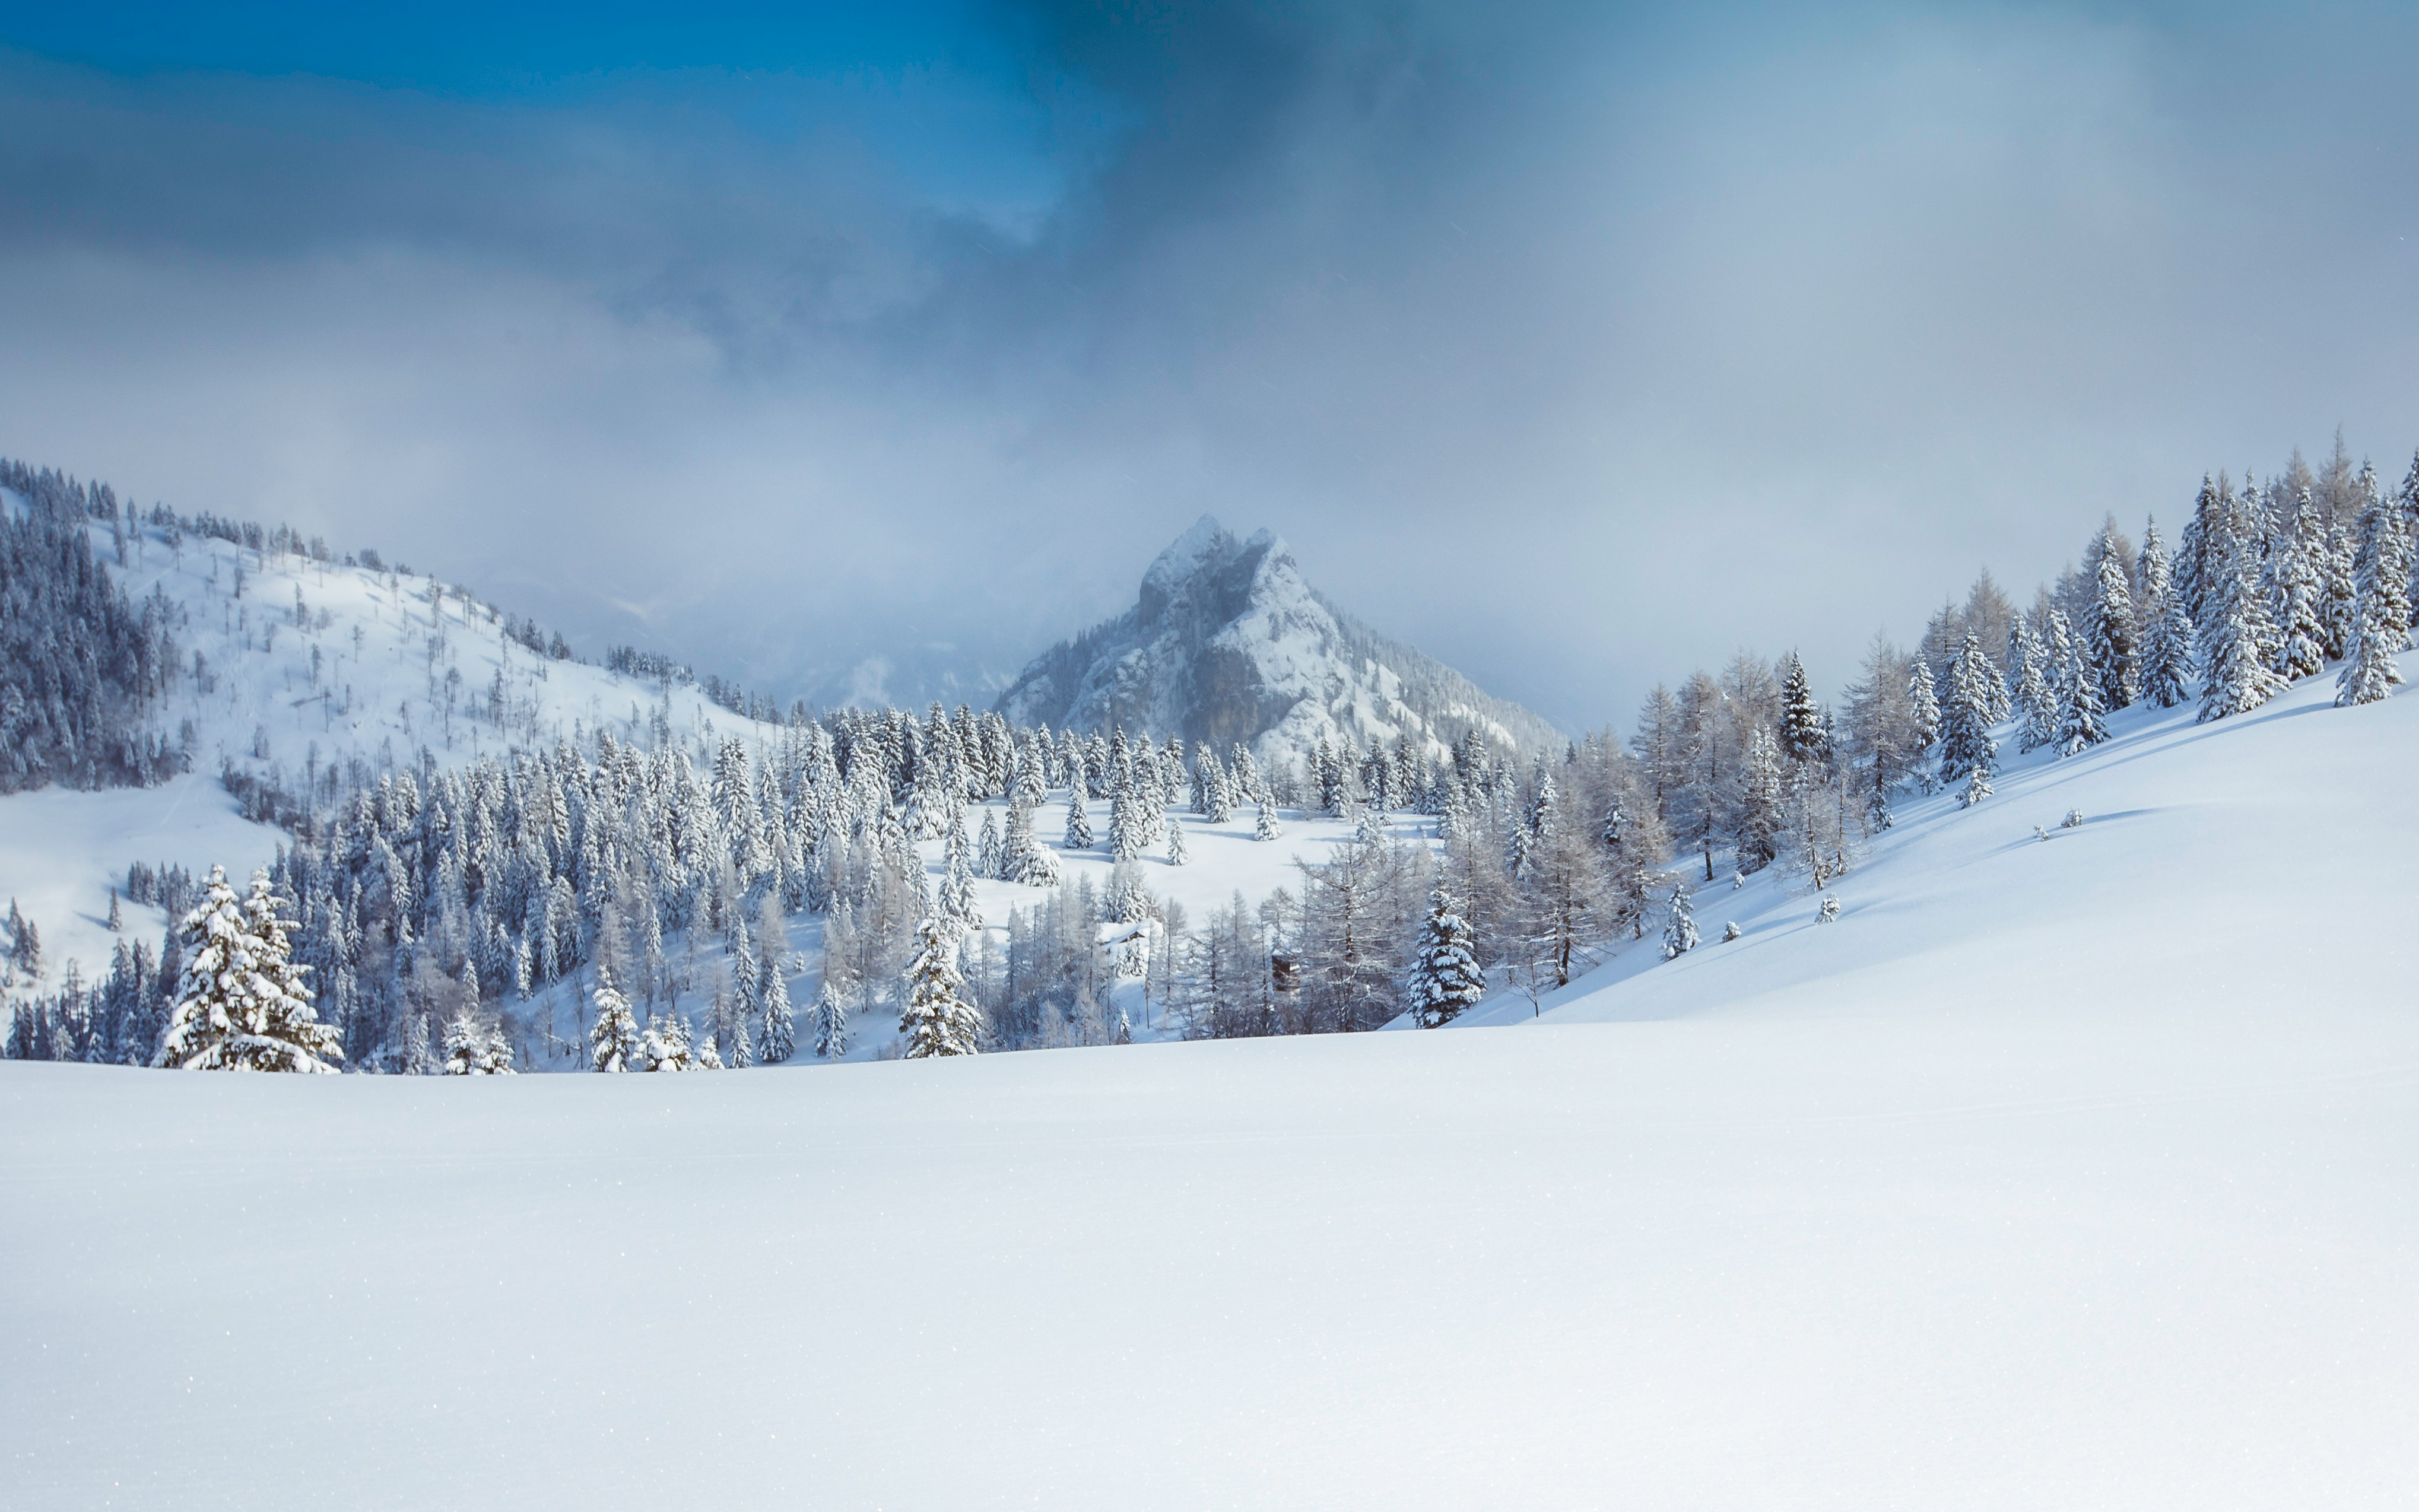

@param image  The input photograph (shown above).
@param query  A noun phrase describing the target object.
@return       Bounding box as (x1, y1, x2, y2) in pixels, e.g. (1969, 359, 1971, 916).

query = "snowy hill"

(0, 484, 788, 1001)
(5, 663, 2415, 1508)
(996, 516, 1562, 766)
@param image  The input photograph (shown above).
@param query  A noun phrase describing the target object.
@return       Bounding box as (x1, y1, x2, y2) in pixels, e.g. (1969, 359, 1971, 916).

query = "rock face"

(996, 517, 1561, 766)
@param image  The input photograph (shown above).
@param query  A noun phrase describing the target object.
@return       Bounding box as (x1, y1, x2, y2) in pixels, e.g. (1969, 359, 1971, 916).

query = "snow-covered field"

(5, 671, 2414, 1507)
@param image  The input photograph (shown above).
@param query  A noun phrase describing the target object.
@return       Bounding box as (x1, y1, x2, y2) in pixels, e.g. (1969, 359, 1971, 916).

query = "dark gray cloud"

(3, 2, 2415, 730)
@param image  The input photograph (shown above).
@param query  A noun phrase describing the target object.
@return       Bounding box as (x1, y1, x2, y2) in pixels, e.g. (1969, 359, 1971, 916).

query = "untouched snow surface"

(6, 676, 2419, 1507)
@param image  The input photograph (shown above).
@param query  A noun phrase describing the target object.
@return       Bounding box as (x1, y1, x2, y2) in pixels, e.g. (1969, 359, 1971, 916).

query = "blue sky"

(1, 2, 2414, 726)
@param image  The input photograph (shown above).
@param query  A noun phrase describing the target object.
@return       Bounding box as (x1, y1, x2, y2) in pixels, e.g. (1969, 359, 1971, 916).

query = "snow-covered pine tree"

(1778, 652, 1826, 765)
(2336, 490, 2412, 707)
(441, 1009, 514, 1074)
(754, 959, 794, 1067)
(2320, 511, 2360, 662)
(1255, 801, 1282, 841)
(726, 917, 759, 1066)
(899, 910, 981, 1058)
(640, 1005, 699, 1071)
(2053, 608, 2108, 755)
(1906, 657, 1941, 778)
(1108, 775, 1143, 861)
(1407, 884, 1488, 1028)
(2271, 488, 2328, 681)
(1732, 726, 1784, 874)
(2085, 531, 2139, 710)
(2196, 496, 2291, 722)
(1005, 796, 1060, 886)
(1959, 764, 1992, 808)
(2012, 621, 2058, 751)
(156, 866, 341, 1073)
(812, 978, 849, 1059)
(1661, 880, 1699, 960)
(975, 808, 1001, 880)
(1064, 783, 1093, 850)
(1935, 633, 1998, 788)
(589, 968, 639, 1072)
(1166, 821, 1189, 866)
(2137, 519, 2196, 709)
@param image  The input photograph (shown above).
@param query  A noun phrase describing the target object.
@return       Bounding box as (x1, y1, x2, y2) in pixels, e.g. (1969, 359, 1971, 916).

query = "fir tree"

(899, 910, 981, 1057)
(106, 889, 122, 932)
(641, 1005, 699, 1071)
(812, 979, 849, 1059)
(1732, 726, 1784, 874)
(1063, 784, 1093, 850)
(1166, 821, 1189, 866)
(2053, 609, 2108, 755)
(757, 954, 796, 1068)
(1935, 633, 1998, 787)
(1959, 764, 1992, 808)
(975, 808, 1001, 880)
(2197, 496, 2290, 722)
(1906, 657, 1941, 770)
(1661, 881, 1699, 960)
(2336, 491, 2411, 707)
(442, 1009, 514, 1074)
(2012, 621, 2058, 751)
(1777, 652, 1827, 765)
(1255, 801, 1282, 842)
(2137, 520, 2196, 709)
(1407, 884, 1488, 1028)
(157, 866, 341, 1073)
(2271, 489, 2328, 681)
(2084, 531, 2139, 710)
(589, 969, 639, 1072)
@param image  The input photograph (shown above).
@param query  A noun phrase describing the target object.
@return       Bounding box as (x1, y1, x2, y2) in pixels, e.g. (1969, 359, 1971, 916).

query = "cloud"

(2, 3, 2415, 729)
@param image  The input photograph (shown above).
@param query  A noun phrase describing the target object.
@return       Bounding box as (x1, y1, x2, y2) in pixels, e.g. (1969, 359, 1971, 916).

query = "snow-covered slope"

(0, 498, 789, 997)
(997, 516, 1561, 767)
(6, 668, 2414, 1508)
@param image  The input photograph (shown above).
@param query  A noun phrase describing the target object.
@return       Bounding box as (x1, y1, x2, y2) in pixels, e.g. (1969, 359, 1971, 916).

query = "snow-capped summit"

(997, 517, 1560, 765)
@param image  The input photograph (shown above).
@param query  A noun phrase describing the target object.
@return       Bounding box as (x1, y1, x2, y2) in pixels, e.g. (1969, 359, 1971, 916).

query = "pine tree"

(2272, 488, 2328, 681)
(1906, 657, 1941, 770)
(2012, 621, 2058, 751)
(106, 889, 122, 932)
(1407, 884, 1488, 1028)
(1002, 796, 1060, 887)
(2336, 492, 2411, 707)
(1166, 821, 1189, 866)
(2197, 496, 2291, 722)
(157, 866, 341, 1072)
(589, 969, 639, 1072)
(812, 978, 849, 1059)
(2053, 609, 2108, 755)
(1063, 784, 1093, 850)
(442, 1009, 513, 1074)
(1660, 881, 1699, 961)
(1935, 633, 1998, 787)
(640, 1005, 699, 1071)
(1732, 726, 1784, 873)
(899, 910, 981, 1057)
(1959, 764, 1992, 808)
(2084, 531, 2139, 710)
(1777, 652, 1826, 765)
(2137, 520, 2196, 709)
(1255, 801, 1282, 842)
(975, 808, 1001, 879)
